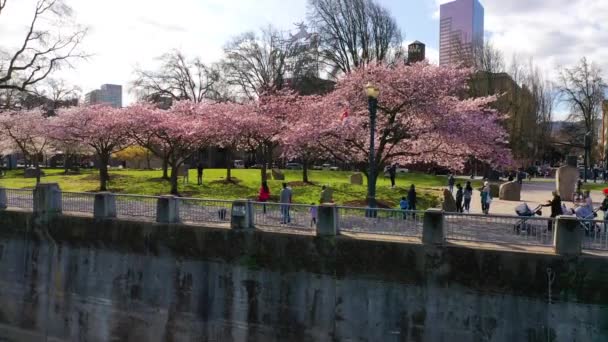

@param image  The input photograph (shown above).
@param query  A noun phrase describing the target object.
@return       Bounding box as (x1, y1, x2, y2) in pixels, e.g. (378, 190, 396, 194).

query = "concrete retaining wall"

(0, 210, 607, 341)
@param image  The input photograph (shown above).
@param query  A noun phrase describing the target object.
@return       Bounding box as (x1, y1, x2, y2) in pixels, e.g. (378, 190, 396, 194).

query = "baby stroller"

(514, 203, 543, 235)
(574, 205, 601, 236)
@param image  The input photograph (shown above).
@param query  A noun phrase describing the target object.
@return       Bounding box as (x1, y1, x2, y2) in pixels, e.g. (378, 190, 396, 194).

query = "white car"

(233, 160, 245, 169)
(384, 165, 409, 176)
(322, 164, 339, 171)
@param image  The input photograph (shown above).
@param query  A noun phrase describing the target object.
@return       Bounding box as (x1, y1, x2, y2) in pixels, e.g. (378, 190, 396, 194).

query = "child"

(455, 183, 463, 213)
(399, 196, 409, 219)
(310, 203, 318, 227)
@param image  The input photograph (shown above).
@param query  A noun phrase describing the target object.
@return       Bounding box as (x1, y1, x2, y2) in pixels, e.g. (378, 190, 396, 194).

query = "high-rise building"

(439, 0, 484, 66)
(84, 84, 123, 108)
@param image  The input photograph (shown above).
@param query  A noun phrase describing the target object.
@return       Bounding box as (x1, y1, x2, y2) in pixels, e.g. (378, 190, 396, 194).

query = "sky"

(1, 0, 607, 119)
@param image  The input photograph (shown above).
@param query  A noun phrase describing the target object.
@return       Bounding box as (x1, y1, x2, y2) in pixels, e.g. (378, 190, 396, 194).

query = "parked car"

(312, 165, 323, 170)
(250, 164, 264, 169)
(286, 162, 303, 170)
(233, 160, 245, 169)
(322, 163, 339, 171)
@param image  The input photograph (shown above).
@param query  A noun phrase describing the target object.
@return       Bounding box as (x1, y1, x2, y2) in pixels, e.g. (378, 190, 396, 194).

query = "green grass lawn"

(0, 168, 470, 209)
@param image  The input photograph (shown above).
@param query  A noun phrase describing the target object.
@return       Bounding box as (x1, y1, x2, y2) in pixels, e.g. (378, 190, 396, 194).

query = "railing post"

(422, 209, 444, 245)
(554, 216, 583, 256)
(0, 188, 6, 210)
(231, 200, 253, 230)
(33, 183, 62, 222)
(316, 204, 338, 237)
(94, 192, 116, 219)
(156, 195, 180, 224)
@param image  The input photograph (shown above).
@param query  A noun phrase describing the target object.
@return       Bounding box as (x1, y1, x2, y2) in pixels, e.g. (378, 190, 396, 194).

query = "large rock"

(499, 181, 521, 201)
(442, 189, 457, 212)
(350, 173, 363, 185)
(272, 168, 284, 180)
(24, 168, 44, 178)
(556, 165, 578, 201)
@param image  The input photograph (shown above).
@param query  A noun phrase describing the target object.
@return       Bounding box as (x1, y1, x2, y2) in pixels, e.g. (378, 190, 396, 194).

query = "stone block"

(441, 189, 457, 212)
(554, 216, 583, 256)
(156, 196, 180, 224)
(24, 168, 44, 178)
(499, 181, 521, 201)
(556, 165, 578, 201)
(422, 209, 444, 245)
(272, 169, 285, 180)
(231, 200, 253, 230)
(33, 183, 62, 222)
(316, 204, 337, 236)
(94, 192, 116, 219)
(350, 173, 363, 185)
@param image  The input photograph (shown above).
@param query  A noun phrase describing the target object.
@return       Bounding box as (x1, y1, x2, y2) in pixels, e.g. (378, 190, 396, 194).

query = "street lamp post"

(365, 83, 379, 210)
(584, 131, 591, 183)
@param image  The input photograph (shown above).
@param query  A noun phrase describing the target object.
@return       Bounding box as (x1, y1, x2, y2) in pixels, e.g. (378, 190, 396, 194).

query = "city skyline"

(0, 0, 606, 118)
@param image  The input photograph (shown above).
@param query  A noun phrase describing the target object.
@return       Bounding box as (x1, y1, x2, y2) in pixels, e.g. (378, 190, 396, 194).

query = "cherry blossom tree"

(54, 105, 130, 191)
(126, 101, 212, 195)
(313, 62, 512, 198)
(0, 109, 54, 183)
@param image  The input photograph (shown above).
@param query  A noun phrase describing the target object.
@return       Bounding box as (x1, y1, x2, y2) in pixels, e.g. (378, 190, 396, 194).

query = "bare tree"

(132, 50, 220, 104)
(307, 0, 402, 76)
(558, 57, 606, 175)
(221, 27, 289, 100)
(0, 0, 87, 92)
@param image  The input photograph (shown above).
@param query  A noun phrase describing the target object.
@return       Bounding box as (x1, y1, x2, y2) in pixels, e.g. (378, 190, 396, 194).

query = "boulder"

(556, 165, 578, 201)
(350, 173, 363, 185)
(272, 168, 284, 180)
(499, 181, 521, 201)
(24, 168, 44, 178)
(442, 189, 457, 212)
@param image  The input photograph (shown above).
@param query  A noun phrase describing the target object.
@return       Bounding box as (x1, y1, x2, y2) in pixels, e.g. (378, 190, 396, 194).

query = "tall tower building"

(407, 41, 426, 64)
(439, 0, 484, 66)
(84, 84, 123, 108)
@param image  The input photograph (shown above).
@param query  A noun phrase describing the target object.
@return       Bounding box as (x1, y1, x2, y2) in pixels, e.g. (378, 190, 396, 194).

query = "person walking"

(448, 174, 455, 193)
(408, 184, 417, 217)
(455, 183, 463, 213)
(599, 189, 608, 232)
(279, 183, 292, 224)
(320, 185, 333, 204)
(463, 181, 473, 213)
(258, 181, 270, 214)
(480, 181, 492, 214)
(584, 190, 594, 210)
(389, 164, 397, 189)
(197, 162, 204, 186)
(542, 191, 562, 232)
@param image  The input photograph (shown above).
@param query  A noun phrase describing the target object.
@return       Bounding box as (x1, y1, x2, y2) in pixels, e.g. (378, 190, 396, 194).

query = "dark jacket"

(600, 197, 608, 211)
(543, 196, 562, 217)
(408, 189, 417, 206)
(456, 188, 463, 203)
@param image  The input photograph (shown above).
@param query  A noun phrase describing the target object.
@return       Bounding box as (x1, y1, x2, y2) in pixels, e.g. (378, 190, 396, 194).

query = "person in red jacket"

(258, 181, 270, 213)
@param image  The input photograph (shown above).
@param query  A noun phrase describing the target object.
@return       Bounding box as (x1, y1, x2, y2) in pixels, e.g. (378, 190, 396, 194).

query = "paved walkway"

(461, 179, 607, 218)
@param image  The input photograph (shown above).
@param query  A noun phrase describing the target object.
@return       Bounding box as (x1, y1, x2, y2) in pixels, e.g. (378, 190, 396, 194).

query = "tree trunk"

(303, 159, 309, 183)
(99, 154, 110, 191)
(33, 154, 41, 185)
(226, 148, 232, 181)
(169, 164, 179, 195)
(146, 151, 152, 170)
(162, 157, 169, 179)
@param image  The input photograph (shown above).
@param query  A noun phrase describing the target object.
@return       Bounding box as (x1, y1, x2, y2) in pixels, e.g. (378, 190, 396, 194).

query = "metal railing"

(178, 197, 232, 224)
(62, 191, 96, 214)
(337, 206, 424, 237)
(251, 201, 316, 231)
(444, 212, 555, 246)
(580, 219, 608, 251)
(5, 188, 33, 210)
(114, 194, 158, 219)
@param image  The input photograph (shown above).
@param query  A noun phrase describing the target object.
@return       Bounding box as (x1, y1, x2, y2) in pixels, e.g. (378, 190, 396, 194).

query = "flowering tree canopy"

(0, 109, 54, 183)
(313, 62, 512, 183)
(54, 105, 131, 191)
(126, 101, 213, 194)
